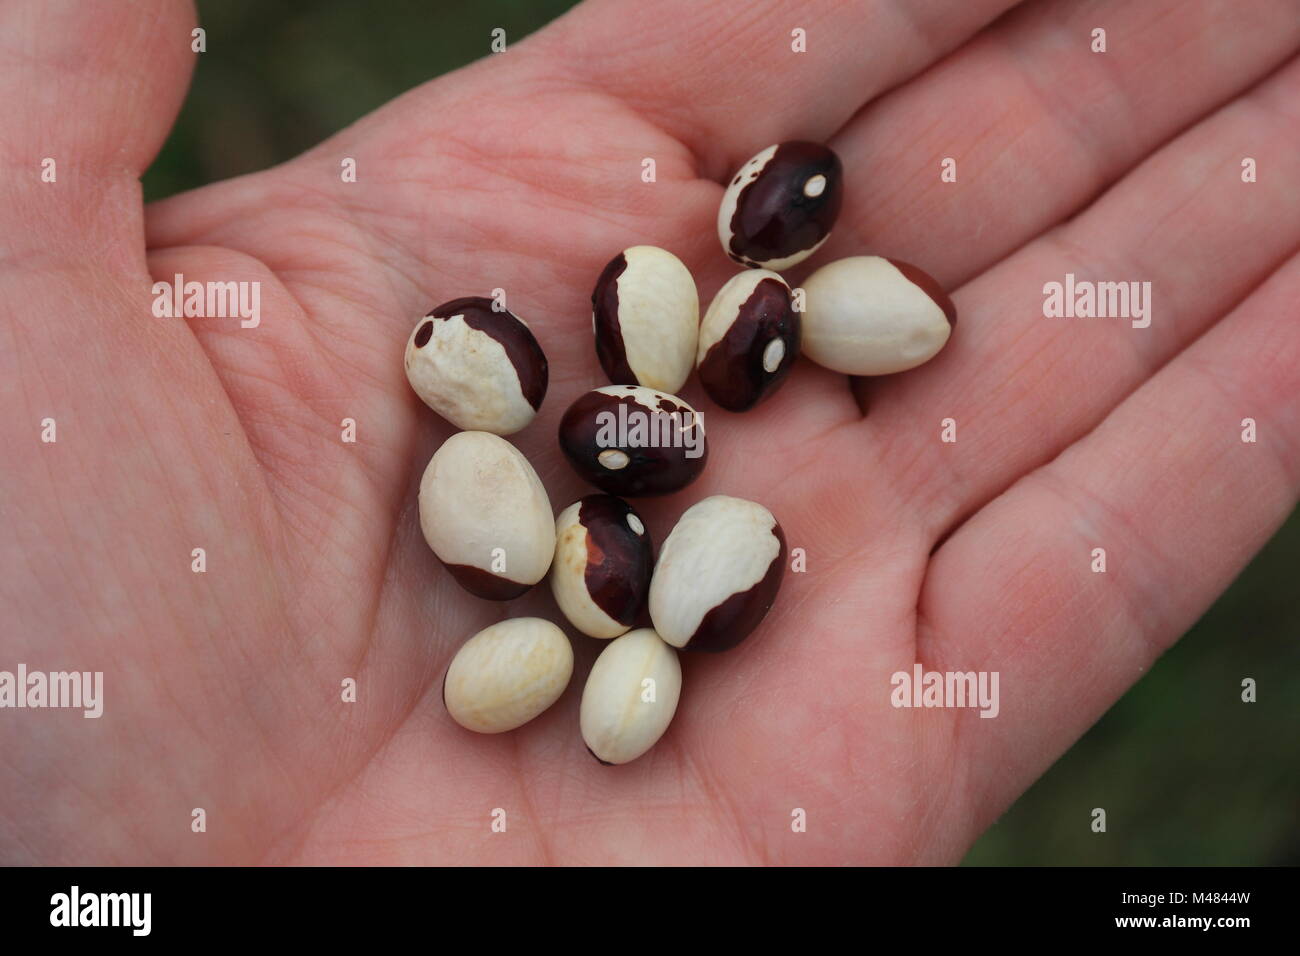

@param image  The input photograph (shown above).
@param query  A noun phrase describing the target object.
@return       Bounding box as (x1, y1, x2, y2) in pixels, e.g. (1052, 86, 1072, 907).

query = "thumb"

(0, 0, 195, 274)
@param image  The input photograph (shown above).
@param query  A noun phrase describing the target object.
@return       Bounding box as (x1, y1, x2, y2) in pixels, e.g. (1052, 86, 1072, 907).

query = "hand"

(3, 0, 1297, 864)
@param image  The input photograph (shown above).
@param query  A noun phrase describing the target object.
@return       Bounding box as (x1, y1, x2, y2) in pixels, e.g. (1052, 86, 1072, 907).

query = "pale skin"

(1, 0, 1297, 864)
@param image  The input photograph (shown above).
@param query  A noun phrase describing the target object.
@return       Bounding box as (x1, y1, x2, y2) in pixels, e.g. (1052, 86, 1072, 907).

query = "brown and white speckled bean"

(404, 296, 548, 435)
(717, 141, 843, 271)
(648, 495, 785, 652)
(697, 270, 800, 411)
(800, 256, 956, 375)
(580, 628, 682, 765)
(419, 431, 555, 600)
(592, 246, 699, 393)
(443, 618, 573, 734)
(551, 495, 654, 639)
(557, 385, 707, 497)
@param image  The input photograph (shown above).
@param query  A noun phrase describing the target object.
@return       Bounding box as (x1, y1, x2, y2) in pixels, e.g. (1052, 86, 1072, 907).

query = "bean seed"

(443, 618, 573, 733)
(697, 270, 800, 411)
(592, 246, 699, 393)
(419, 431, 555, 599)
(649, 495, 785, 652)
(551, 495, 653, 639)
(404, 296, 548, 435)
(558, 385, 707, 497)
(717, 141, 843, 271)
(800, 256, 956, 375)
(580, 628, 682, 765)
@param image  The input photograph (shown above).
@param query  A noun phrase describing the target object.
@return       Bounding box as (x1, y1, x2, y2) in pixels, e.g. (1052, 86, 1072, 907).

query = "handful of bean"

(405, 142, 956, 764)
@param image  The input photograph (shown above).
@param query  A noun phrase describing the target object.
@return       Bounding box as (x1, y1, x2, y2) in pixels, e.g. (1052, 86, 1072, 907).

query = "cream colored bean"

(443, 618, 573, 734)
(404, 296, 548, 435)
(649, 495, 785, 652)
(592, 246, 698, 393)
(800, 256, 956, 375)
(580, 628, 682, 765)
(419, 431, 555, 600)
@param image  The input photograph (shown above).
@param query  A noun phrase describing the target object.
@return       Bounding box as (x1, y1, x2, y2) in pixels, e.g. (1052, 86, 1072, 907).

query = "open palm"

(3, 0, 1297, 864)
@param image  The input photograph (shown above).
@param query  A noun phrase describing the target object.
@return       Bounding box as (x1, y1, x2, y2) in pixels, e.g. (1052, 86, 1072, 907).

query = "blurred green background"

(143, 0, 1299, 865)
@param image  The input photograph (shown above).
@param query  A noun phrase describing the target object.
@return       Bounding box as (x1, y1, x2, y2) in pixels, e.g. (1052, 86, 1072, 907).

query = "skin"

(1, 0, 1297, 865)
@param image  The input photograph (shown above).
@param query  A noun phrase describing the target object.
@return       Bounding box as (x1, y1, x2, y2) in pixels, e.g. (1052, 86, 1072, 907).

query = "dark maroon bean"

(558, 385, 707, 497)
(697, 270, 800, 411)
(551, 495, 653, 638)
(717, 141, 843, 270)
